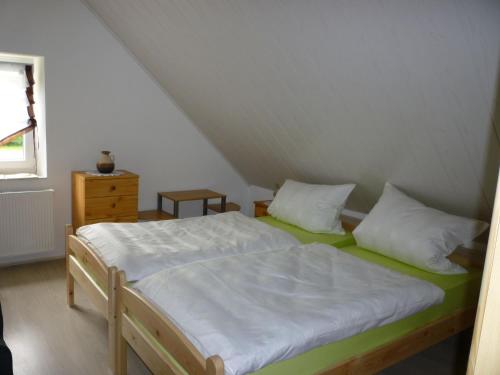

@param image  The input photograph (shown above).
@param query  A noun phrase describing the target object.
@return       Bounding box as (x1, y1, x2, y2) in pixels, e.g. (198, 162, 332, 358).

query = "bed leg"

(207, 355, 225, 375)
(65, 224, 75, 307)
(116, 271, 128, 375)
(108, 267, 118, 373)
(116, 331, 128, 375)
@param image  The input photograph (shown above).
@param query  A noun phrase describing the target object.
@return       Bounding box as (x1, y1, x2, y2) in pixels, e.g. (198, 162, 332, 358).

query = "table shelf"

(207, 202, 240, 213)
(138, 210, 176, 221)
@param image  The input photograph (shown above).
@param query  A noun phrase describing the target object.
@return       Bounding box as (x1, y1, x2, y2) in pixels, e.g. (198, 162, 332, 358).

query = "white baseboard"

(0, 250, 64, 267)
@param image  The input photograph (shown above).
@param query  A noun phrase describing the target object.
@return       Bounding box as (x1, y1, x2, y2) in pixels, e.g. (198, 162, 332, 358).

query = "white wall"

(0, 0, 249, 263)
(84, 0, 500, 222)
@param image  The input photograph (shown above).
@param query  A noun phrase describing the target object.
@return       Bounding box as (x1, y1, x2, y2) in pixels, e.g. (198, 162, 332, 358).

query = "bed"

(65, 212, 355, 371)
(114, 243, 483, 375)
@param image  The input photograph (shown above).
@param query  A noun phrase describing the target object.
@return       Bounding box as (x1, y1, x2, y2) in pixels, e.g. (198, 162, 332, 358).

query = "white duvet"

(135, 243, 445, 375)
(76, 212, 299, 281)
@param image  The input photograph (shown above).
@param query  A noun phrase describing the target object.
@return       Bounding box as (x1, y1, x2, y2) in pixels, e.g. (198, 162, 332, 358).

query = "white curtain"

(0, 62, 29, 142)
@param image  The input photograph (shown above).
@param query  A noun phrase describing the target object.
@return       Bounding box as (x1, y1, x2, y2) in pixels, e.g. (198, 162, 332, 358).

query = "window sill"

(0, 172, 46, 180)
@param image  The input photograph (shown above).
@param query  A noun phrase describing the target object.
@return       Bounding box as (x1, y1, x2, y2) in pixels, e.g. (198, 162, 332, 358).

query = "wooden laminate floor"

(0, 259, 471, 375)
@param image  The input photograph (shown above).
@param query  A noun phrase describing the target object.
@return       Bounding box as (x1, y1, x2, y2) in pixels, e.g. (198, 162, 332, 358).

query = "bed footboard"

(65, 224, 119, 371)
(66, 230, 111, 314)
(116, 271, 224, 375)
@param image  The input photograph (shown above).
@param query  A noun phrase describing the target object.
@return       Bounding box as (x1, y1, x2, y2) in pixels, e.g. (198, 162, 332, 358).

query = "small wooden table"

(158, 189, 227, 218)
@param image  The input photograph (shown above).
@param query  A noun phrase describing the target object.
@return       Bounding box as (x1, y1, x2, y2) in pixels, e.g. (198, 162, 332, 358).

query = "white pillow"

(353, 183, 489, 274)
(267, 179, 355, 234)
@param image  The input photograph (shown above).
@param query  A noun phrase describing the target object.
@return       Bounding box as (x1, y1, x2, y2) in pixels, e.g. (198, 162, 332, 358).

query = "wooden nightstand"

(254, 200, 272, 217)
(72, 170, 139, 230)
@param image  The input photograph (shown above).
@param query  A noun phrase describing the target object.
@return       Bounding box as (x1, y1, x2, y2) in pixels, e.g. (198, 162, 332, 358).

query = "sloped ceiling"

(83, 0, 500, 220)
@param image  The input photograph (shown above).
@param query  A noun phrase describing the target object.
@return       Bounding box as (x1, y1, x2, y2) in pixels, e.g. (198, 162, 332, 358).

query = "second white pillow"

(353, 183, 489, 274)
(267, 179, 355, 234)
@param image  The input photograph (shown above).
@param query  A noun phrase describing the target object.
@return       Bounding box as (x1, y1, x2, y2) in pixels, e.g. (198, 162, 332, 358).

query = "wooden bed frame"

(115, 270, 477, 375)
(65, 220, 485, 375)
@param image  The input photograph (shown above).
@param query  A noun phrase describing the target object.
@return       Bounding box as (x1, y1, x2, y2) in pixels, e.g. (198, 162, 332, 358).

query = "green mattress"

(252, 245, 482, 375)
(257, 216, 355, 248)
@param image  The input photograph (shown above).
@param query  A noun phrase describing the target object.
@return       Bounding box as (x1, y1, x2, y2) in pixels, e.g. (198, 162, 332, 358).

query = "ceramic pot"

(96, 151, 115, 173)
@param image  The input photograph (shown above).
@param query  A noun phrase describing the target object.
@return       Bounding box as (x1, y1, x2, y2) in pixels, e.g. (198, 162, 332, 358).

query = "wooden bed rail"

(321, 307, 476, 374)
(116, 271, 224, 375)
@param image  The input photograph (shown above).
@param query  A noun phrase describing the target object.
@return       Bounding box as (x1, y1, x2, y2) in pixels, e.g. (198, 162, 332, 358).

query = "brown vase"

(96, 151, 115, 173)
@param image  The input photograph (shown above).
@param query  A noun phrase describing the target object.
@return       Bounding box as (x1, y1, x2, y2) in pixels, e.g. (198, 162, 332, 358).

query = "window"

(0, 53, 46, 178)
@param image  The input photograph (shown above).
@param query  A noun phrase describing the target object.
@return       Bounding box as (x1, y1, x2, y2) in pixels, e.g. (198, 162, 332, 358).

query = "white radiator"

(0, 189, 55, 261)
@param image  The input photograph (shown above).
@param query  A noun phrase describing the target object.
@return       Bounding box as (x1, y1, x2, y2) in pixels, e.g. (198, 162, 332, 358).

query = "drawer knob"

(110, 185, 116, 191)
(112, 203, 116, 208)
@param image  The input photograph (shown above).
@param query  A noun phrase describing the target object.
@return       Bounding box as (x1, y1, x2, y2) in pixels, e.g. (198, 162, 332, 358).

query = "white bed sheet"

(135, 243, 445, 375)
(76, 212, 299, 281)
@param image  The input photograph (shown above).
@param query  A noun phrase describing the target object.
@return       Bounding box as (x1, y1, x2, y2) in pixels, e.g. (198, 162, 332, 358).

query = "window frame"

(0, 132, 36, 172)
(0, 52, 46, 179)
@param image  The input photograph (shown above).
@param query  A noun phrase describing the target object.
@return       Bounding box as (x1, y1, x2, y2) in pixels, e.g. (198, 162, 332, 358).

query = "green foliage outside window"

(1, 135, 23, 148)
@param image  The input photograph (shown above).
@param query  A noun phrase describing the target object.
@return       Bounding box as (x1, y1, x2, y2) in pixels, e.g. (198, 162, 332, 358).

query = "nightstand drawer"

(85, 196, 138, 219)
(85, 178, 138, 198)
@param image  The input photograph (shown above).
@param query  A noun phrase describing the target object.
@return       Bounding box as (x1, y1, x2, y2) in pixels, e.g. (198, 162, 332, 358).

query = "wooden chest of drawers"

(72, 170, 139, 230)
